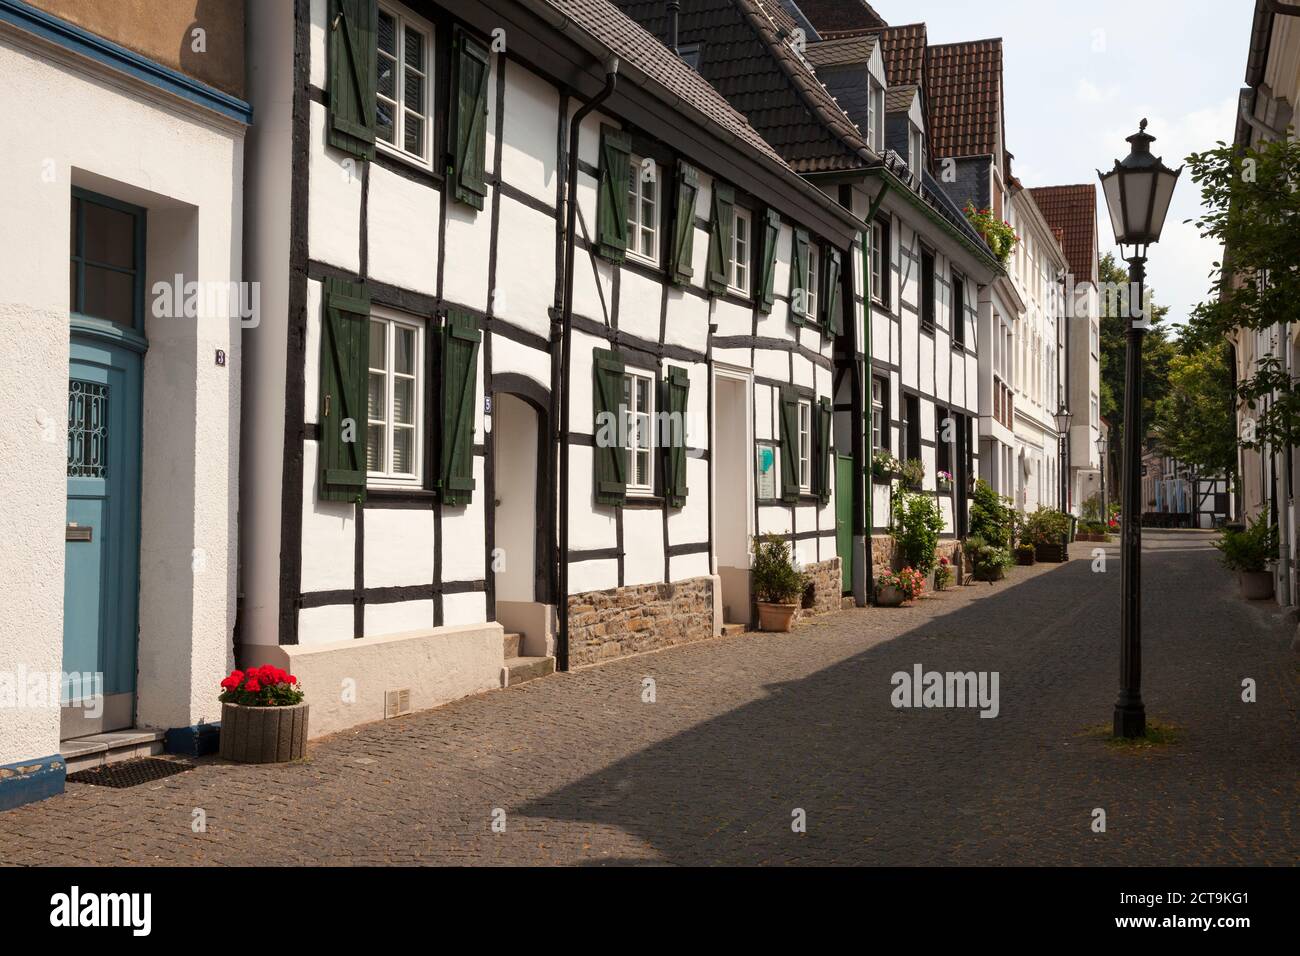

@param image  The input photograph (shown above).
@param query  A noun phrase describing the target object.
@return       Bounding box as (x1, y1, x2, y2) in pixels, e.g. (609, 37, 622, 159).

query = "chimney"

(666, 1, 680, 54)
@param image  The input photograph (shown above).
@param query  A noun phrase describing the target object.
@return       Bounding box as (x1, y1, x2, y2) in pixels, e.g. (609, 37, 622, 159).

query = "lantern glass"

(1054, 408, 1073, 433)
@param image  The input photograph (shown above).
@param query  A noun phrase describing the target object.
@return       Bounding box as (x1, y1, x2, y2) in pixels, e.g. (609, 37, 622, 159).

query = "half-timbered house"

(239, 0, 861, 738)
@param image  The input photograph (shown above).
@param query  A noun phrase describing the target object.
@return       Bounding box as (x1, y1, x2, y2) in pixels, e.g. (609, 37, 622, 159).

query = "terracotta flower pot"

(756, 601, 798, 632)
(1239, 571, 1274, 601)
(219, 702, 309, 763)
(875, 584, 906, 607)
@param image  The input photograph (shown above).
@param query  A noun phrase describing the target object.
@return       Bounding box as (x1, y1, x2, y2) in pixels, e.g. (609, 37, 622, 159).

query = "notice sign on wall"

(756, 444, 776, 500)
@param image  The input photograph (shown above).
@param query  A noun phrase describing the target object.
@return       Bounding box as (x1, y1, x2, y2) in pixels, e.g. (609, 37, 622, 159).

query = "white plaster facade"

(0, 14, 245, 769)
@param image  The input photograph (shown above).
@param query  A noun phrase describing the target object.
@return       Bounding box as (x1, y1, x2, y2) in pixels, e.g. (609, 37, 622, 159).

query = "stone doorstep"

(60, 729, 166, 774)
(502, 632, 523, 658)
(502, 656, 555, 687)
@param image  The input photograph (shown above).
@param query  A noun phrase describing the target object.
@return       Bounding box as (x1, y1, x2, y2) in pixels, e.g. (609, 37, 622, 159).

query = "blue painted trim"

(164, 722, 220, 758)
(0, 754, 66, 812)
(0, 0, 252, 124)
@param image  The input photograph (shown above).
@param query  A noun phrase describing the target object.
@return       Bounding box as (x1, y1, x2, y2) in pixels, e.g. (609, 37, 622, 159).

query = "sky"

(868, 0, 1258, 329)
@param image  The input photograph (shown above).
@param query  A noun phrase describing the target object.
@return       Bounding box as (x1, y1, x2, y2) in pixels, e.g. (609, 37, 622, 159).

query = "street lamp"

(1097, 119, 1182, 738)
(1053, 405, 1072, 513)
(1095, 435, 1108, 525)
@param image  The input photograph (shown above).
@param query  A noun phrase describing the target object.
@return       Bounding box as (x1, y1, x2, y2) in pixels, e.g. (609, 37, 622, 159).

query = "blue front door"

(63, 188, 146, 735)
(63, 339, 143, 728)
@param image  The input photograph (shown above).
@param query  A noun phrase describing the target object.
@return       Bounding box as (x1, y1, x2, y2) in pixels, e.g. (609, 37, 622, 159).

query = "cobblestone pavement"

(1, 531, 1295, 865)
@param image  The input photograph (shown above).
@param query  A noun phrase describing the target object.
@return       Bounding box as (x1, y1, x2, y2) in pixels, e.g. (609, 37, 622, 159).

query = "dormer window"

(908, 123, 923, 180)
(867, 78, 885, 151)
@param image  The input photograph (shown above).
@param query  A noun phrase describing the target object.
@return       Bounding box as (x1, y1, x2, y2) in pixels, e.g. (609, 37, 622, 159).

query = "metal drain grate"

(67, 758, 194, 789)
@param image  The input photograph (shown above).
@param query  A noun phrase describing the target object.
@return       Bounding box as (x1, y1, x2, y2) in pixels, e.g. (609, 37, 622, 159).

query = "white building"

(1005, 185, 1068, 514)
(0, 1, 248, 809)
(237, 0, 861, 740)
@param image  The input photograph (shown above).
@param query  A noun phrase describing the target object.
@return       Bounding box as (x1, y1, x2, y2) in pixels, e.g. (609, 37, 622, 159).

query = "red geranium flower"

(245, 678, 262, 693)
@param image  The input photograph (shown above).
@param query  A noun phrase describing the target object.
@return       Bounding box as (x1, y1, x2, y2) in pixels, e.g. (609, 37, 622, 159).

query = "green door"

(836, 454, 854, 593)
(63, 189, 146, 735)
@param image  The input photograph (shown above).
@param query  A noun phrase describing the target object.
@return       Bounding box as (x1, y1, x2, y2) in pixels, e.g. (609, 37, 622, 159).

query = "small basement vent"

(67, 758, 194, 789)
(385, 688, 411, 719)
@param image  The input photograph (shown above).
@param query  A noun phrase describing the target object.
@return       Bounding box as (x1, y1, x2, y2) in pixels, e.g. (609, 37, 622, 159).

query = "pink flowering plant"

(876, 567, 927, 601)
(964, 203, 1020, 265)
(219, 665, 304, 707)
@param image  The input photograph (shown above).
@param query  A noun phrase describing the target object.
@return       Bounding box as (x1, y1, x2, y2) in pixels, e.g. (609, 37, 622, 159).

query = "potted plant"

(1213, 514, 1278, 600)
(872, 449, 901, 482)
(933, 556, 954, 591)
(218, 665, 309, 764)
(900, 458, 925, 491)
(890, 489, 946, 577)
(963, 202, 1020, 265)
(876, 567, 925, 606)
(1014, 542, 1036, 565)
(1026, 507, 1072, 562)
(967, 536, 1009, 582)
(751, 534, 808, 632)
(936, 470, 954, 494)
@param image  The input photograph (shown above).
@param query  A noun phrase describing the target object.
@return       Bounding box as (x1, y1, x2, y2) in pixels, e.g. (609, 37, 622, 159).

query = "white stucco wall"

(0, 23, 245, 759)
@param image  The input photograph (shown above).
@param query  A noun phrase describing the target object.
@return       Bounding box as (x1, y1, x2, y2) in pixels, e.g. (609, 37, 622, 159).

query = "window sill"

(622, 494, 662, 509)
(373, 147, 442, 185)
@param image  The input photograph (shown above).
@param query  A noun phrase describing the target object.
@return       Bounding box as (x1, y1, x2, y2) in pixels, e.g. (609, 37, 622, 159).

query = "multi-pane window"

(871, 218, 890, 305)
(920, 247, 936, 331)
(622, 370, 654, 494)
(69, 191, 143, 333)
(367, 312, 423, 485)
(908, 124, 923, 180)
(871, 376, 886, 452)
(730, 207, 751, 294)
(1091, 322, 1100, 357)
(806, 245, 820, 321)
(797, 398, 812, 492)
(377, 4, 433, 167)
(626, 157, 658, 264)
(951, 272, 966, 347)
(867, 78, 885, 151)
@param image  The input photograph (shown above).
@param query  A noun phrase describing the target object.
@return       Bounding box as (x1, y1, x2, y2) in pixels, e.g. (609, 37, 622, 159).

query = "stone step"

(503, 631, 523, 658)
(720, 622, 747, 636)
(504, 655, 554, 687)
(60, 729, 166, 773)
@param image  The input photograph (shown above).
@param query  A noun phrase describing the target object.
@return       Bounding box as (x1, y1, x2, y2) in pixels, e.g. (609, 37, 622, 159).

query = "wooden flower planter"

(1015, 548, 1036, 566)
(1034, 541, 1070, 563)
(219, 702, 309, 763)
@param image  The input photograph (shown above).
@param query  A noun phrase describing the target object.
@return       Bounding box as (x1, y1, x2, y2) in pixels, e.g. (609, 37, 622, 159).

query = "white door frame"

(710, 363, 754, 575)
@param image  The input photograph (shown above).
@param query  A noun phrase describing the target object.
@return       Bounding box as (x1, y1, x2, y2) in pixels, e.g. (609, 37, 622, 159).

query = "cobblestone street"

(1, 531, 1295, 866)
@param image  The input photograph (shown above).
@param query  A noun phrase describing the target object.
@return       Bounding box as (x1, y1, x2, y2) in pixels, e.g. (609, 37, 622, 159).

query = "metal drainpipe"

(1279, 320, 1293, 605)
(556, 59, 619, 672)
(861, 181, 890, 602)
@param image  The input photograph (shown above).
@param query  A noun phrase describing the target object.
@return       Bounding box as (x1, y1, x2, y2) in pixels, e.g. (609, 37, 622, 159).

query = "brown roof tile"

(817, 22, 928, 89)
(803, 33, 879, 69)
(1027, 184, 1099, 282)
(790, 0, 887, 33)
(926, 38, 1004, 159)
(613, 0, 875, 172)
(885, 83, 917, 114)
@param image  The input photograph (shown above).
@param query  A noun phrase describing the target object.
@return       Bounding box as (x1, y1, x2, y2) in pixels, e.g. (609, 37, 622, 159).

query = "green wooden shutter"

(670, 161, 700, 285)
(596, 127, 631, 261)
(706, 182, 735, 295)
(663, 366, 690, 508)
(327, 0, 377, 160)
(757, 208, 780, 313)
(778, 385, 800, 504)
(449, 28, 490, 211)
(815, 396, 833, 506)
(592, 349, 627, 506)
(790, 228, 810, 326)
(319, 277, 371, 503)
(823, 247, 843, 335)
(439, 309, 480, 506)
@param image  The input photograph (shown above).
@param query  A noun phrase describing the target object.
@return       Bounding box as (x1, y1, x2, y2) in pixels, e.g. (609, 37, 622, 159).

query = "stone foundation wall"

(567, 576, 714, 667)
(870, 537, 963, 583)
(801, 558, 842, 619)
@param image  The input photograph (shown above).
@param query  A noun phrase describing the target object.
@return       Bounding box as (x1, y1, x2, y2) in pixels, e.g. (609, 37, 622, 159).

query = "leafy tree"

(1098, 252, 1175, 452)
(1185, 134, 1300, 450)
(1154, 338, 1237, 476)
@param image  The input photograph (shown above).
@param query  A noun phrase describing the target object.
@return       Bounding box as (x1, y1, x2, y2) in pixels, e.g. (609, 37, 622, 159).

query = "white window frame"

(366, 308, 425, 488)
(797, 398, 813, 493)
(376, 2, 435, 170)
(908, 123, 923, 179)
(729, 206, 752, 296)
(626, 156, 659, 266)
(806, 245, 820, 321)
(622, 369, 655, 496)
(871, 218, 888, 304)
(871, 377, 885, 451)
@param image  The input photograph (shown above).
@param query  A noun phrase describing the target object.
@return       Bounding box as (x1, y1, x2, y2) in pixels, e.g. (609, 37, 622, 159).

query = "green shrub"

(891, 490, 946, 575)
(966, 535, 1012, 574)
(751, 534, 808, 604)
(969, 479, 1014, 548)
(1213, 514, 1278, 573)
(899, 458, 925, 488)
(1023, 507, 1071, 546)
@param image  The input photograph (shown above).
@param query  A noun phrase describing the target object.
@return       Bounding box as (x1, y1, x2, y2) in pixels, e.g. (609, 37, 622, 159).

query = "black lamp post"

(1054, 406, 1072, 513)
(1097, 119, 1181, 738)
(1096, 435, 1108, 523)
